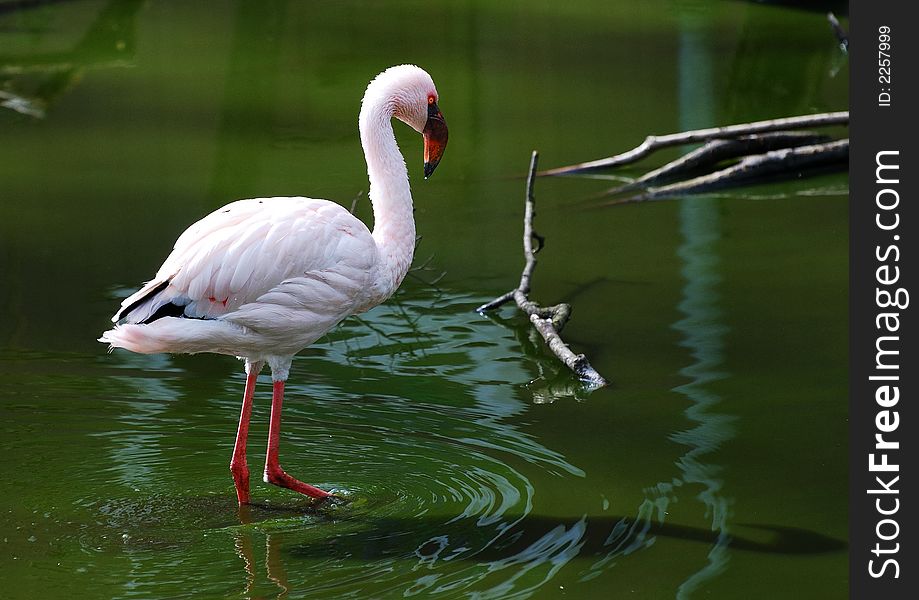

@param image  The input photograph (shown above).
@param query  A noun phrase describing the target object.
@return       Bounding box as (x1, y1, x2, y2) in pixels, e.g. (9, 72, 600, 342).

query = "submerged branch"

(540, 111, 848, 176)
(477, 151, 608, 389)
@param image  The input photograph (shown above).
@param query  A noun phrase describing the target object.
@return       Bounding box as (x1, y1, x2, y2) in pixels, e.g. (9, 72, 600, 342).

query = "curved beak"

(422, 102, 448, 179)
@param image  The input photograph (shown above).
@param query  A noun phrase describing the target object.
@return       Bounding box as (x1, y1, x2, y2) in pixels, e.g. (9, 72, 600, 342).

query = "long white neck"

(359, 94, 416, 298)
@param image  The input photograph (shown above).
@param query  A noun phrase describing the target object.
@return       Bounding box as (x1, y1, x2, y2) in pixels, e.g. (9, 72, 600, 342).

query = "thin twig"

(539, 111, 848, 176)
(827, 12, 848, 53)
(477, 290, 515, 312)
(348, 190, 364, 214)
(477, 151, 608, 389)
(517, 155, 539, 295)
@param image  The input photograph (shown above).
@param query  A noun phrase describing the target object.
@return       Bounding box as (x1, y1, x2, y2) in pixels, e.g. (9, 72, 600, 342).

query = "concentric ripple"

(72, 289, 589, 598)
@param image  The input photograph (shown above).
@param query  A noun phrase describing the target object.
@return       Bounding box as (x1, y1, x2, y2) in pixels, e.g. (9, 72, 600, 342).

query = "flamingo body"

(99, 65, 448, 503)
(103, 196, 384, 375)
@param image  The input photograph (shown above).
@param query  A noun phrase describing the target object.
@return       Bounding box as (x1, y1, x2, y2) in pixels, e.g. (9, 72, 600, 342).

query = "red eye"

(428, 95, 436, 105)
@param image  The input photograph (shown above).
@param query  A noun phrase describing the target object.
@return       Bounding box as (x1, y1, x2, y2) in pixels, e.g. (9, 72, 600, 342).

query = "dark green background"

(1, 1, 848, 598)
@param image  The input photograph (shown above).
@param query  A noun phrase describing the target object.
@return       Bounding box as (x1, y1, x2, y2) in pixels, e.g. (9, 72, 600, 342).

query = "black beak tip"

(423, 162, 436, 179)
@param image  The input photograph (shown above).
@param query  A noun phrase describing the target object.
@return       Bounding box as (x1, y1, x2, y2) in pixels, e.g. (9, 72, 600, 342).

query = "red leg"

(230, 362, 262, 505)
(263, 380, 334, 499)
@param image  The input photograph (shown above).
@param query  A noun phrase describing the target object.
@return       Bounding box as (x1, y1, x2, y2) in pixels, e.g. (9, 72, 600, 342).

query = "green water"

(1, 1, 848, 598)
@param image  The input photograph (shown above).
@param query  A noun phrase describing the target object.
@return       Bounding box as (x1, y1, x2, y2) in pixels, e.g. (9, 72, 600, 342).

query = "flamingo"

(99, 65, 448, 505)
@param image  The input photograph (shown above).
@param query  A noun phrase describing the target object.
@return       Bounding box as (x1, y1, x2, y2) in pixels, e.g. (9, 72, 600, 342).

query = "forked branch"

(539, 111, 848, 177)
(477, 151, 608, 389)
(606, 138, 849, 204)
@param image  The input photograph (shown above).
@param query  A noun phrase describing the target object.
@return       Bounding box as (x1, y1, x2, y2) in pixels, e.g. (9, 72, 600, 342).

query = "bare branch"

(348, 190, 364, 214)
(606, 139, 848, 204)
(476, 290, 515, 312)
(529, 314, 604, 385)
(611, 131, 830, 193)
(827, 12, 848, 53)
(540, 111, 848, 176)
(478, 151, 608, 389)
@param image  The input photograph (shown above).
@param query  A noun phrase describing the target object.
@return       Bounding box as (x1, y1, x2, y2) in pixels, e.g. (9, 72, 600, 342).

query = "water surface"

(1, 1, 848, 598)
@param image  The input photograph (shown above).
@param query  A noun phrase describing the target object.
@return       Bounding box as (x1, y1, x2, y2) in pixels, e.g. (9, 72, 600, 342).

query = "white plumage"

(105, 197, 379, 365)
(99, 65, 448, 504)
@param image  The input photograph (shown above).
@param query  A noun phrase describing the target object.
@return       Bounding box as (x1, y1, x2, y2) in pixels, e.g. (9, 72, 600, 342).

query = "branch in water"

(604, 131, 831, 195)
(477, 151, 608, 389)
(628, 138, 849, 202)
(539, 111, 849, 176)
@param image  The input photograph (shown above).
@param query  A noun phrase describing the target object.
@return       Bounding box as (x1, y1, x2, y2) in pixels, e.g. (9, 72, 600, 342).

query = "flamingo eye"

(428, 95, 436, 105)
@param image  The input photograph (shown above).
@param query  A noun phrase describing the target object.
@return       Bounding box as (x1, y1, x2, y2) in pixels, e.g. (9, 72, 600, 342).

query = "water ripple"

(80, 289, 592, 598)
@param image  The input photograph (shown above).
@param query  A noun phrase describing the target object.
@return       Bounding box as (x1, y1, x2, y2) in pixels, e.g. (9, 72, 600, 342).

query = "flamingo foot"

(264, 465, 336, 500)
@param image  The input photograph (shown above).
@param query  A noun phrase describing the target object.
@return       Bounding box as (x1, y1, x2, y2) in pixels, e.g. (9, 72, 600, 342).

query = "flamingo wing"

(114, 197, 378, 329)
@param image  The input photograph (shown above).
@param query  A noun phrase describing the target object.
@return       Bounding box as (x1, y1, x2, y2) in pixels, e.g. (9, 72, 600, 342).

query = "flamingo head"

(371, 65, 448, 179)
(421, 95, 448, 179)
